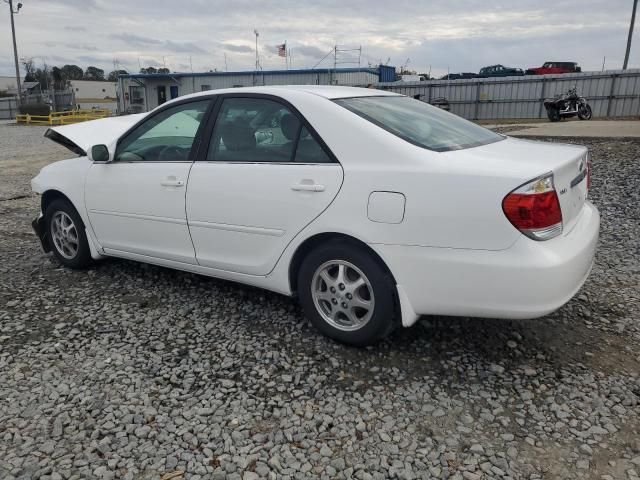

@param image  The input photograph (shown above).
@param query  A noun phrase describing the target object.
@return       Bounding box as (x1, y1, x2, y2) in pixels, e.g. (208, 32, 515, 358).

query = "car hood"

(44, 113, 148, 155)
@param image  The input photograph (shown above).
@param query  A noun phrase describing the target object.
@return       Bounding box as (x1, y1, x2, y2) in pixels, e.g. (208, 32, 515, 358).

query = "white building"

(0, 75, 23, 93)
(116, 66, 397, 113)
(69, 80, 117, 112)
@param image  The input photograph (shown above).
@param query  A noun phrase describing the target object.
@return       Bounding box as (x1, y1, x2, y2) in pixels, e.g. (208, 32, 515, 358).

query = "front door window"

(116, 100, 210, 162)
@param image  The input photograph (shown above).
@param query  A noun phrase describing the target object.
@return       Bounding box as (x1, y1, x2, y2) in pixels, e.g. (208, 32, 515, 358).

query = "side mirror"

(89, 144, 110, 162)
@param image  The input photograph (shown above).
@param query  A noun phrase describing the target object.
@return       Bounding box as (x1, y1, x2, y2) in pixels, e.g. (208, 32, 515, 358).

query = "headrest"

(220, 119, 256, 151)
(280, 113, 299, 141)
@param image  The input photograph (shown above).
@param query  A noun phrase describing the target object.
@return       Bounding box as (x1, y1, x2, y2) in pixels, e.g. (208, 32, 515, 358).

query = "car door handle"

(161, 178, 185, 187)
(291, 183, 325, 192)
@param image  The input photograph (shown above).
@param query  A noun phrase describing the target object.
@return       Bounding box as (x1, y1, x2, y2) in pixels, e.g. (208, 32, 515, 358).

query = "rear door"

(186, 94, 343, 275)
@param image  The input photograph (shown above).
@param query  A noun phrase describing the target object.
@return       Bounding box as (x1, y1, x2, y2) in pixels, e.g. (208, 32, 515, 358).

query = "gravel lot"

(1, 121, 639, 480)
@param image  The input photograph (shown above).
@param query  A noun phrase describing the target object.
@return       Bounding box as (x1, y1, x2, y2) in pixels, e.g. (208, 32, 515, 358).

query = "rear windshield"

(334, 96, 504, 152)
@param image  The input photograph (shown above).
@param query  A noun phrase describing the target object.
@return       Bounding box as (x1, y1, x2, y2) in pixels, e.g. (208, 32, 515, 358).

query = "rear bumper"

(373, 201, 600, 325)
(32, 213, 51, 253)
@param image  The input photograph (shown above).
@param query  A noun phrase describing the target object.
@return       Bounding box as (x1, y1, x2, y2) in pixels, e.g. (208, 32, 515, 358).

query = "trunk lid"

(44, 113, 148, 155)
(442, 136, 588, 234)
(551, 147, 589, 233)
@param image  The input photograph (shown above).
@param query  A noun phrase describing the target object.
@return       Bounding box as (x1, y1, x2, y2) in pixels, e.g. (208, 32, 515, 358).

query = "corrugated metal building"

(117, 66, 393, 113)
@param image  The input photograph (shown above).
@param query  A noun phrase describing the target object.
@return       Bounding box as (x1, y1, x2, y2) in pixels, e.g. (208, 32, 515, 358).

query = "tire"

(546, 107, 561, 122)
(45, 198, 92, 269)
(578, 104, 592, 120)
(297, 240, 397, 346)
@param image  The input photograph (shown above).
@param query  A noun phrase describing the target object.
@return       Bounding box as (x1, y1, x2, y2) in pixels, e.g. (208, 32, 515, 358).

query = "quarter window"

(116, 100, 210, 162)
(207, 97, 332, 163)
(295, 127, 332, 163)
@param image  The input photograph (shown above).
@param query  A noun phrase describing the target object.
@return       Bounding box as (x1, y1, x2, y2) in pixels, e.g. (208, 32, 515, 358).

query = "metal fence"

(0, 97, 17, 120)
(0, 90, 75, 120)
(373, 69, 640, 120)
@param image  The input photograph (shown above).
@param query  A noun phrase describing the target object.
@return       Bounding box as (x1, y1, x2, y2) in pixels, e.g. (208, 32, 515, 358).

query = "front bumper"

(32, 214, 51, 253)
(373, 201, 600, 324)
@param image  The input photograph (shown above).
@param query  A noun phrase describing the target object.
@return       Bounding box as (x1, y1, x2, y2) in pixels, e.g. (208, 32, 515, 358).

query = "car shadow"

(88, 256, 620, 385)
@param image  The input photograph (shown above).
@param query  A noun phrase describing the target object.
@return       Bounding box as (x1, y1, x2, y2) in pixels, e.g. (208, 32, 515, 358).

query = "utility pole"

(5, 0, 23, 104)
(254, 29, 260, 71)
(623, 0, 638, 69)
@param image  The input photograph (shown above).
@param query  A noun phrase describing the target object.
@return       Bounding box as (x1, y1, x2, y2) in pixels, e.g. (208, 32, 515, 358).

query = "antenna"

(254, 29, 260, 71)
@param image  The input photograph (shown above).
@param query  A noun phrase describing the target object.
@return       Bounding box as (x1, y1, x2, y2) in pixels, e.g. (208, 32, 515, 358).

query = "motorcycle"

(543, 87, 592, 122)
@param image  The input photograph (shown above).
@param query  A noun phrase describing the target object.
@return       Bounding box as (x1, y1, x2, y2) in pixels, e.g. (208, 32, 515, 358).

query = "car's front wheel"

(45, 199, 92, 269)
(297, 241, 397, 346)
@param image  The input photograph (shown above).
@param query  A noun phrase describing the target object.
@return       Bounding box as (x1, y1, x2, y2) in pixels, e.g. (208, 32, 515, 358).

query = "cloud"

(63, 44, 99, 52)
(108, 34, 207, 54)
(164, 40, 207, 54)
(291, 45, 328, 58)
(223, 43, 254, 53)
(109, 33, 163, 47)
(0, 0, 635, 76)
(76, 55, 108, 65)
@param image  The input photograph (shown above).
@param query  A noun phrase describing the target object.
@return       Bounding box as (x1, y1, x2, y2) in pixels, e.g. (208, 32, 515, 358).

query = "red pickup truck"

(525, 62, 582, 75)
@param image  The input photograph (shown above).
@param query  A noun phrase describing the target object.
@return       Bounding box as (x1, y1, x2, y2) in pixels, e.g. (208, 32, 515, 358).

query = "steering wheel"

(158, 145, 185, 162)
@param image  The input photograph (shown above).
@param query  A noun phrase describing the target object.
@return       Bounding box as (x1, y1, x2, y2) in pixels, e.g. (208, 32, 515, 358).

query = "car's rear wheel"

(297, 241, 397, 346)
(45, 199, 92, 269)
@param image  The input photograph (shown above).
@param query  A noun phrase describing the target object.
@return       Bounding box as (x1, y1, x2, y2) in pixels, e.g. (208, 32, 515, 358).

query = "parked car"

(429, 96, 450, 111)
(32, 86, 599, 346)
(526, 62, 582, 75)
(479, 65, 524, 77)
(440, 73, 478, 80)
(399, 74, 427, 82)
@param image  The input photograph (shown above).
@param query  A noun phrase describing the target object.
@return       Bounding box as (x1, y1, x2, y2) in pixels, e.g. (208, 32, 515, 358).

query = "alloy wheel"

(51, 211, 79, 260)
(311, 260, 375, 331)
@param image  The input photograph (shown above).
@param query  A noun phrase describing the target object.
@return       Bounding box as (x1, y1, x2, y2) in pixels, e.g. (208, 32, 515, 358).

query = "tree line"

(21, 59, 171, 90)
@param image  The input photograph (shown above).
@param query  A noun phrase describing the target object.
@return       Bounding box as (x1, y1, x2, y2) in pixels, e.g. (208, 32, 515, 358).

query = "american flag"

(277, 43, 286, 57)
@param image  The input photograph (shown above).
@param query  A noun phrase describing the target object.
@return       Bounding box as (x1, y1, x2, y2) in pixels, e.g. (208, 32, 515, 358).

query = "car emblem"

(559, 187, 567, 195)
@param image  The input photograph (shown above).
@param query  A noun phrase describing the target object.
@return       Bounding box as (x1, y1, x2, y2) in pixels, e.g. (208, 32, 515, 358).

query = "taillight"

(502, 173, 563, 241)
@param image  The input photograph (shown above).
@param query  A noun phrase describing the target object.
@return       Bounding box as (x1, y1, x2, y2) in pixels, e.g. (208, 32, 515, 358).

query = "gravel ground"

(1, 122, 639, 480)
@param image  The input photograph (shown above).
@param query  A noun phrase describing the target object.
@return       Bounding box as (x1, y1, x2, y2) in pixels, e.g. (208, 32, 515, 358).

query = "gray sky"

(0, 0, 637, 78)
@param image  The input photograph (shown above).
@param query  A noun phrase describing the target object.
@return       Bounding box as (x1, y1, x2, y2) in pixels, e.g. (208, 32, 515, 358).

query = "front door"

(85, 99, 211, 264)
(186, 95, 343, 275)
(157, 86, 167, 105)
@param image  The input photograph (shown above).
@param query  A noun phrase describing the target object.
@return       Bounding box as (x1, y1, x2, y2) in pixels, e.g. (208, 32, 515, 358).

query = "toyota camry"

(31, 86, 600, 346)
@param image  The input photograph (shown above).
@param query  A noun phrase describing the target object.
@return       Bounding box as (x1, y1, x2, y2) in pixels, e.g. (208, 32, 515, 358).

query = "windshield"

(334, 96, 504, 152)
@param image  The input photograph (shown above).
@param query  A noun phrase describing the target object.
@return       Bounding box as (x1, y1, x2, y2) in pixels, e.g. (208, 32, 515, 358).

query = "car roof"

(163, 85, 401, 107)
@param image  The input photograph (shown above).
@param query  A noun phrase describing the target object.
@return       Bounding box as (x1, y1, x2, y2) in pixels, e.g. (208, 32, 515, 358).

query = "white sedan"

(31, 86, 599, 346)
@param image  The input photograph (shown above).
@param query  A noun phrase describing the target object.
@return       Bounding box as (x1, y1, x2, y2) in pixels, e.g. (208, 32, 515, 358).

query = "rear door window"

(207, 97, 333, 163)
